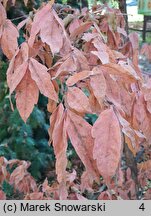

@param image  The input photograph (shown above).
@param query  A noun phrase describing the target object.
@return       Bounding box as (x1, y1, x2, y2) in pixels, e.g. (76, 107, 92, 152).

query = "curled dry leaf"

(9, 161, 37, 194)
(70, 21, 92, 40)
(92, 107, 122, 182)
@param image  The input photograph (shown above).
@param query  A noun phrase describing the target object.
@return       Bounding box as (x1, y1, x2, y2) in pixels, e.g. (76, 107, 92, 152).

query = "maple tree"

(0, 0, 151, 200)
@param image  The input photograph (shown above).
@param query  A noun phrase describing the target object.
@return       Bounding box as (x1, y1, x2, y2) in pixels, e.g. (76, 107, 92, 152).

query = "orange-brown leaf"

(29, 58, 58, 102)
(16, 71, 39, 122)
(92, 107, 122, 181)
(66, 87, 91, 114)
(0, 190, 6, 200)
(0, 2, 6, 27)
(66, 110, 99, 187)
(9, 62, 28, 94)
(9, 161, 37, 194)
(1, 19, 19, 59)
(50, 104, 68, 184)
(102, 62, 140, 81)
(91, 37, 109, 64)
(90, 67, 106, 106)
(66, 70, 92, 86)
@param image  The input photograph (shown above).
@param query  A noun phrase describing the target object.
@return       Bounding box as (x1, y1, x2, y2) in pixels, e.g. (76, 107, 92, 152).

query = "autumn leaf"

(66, 70, 92, 86)
(66, 87, 91, 114)
(1, 19, 19, 59)
(91, 37, 109, 64)
(28, 4, 71, 56)
(0, 190, 6, 200)
(102, 62, 140, 81)
(92, 107, 122, 181)
(50, 104, 68, 183)
(141, 44, 151, 62)
(49, 104, 68, 199)
(54, 54, 77, 78)
(0, 2, 6, 27)
(129, 32, 139, 66)
(9, 62, 28, 94)
(16, 70, 39, 122)
(132, 94, 151, 143)
(90, 67, 106, 106)
(70, 21, 92, 40)
(66, 110, 99, 188)
(7, 42, 29, 94)
(29, 58, 58, 102)
(9, 160, 37, 194)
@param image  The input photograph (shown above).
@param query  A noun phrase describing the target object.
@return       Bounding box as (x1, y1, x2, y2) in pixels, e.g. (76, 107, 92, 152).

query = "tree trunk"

(118, 0, 129, 33)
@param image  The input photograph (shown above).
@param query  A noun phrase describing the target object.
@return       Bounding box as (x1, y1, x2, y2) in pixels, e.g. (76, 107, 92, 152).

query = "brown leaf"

(104, 73, 121, 108)
(132, 94, 151, 143)
(143, 79, 151, 113)
(116, 110, 137, 149)
(138, 160, 151, 171)
(91, 37, 109, 64)
(0, 190, 6, 200)
(50, 104, 68, 184)
(9, 160, 37, 194)
(47, 99, 57, 113)
(40, 10, 63, 55)
(66, 70, 92, 86)
(141, 44, 151, 61)
(0, 2, 6, 27)
(66, 110, 99, 188)
(7, 42, 29, 94)
(9, 62, 28, 94)
(70, 21, 92, 40)
(1, 19, 19, 59)
(54, 55, 76, 78)
(102, 62, 140, 81)
(28, 4, 70, 55)
(73, 48, 90, 71)
(24, 192, 44, 200)
(29, 58, 58, 102)
(66, 87, 91, 114)
(90, 67, 106, 106)
(92, 107, 122, 181)
(16, 70, 39, 122)
(129, 32, 139, 66)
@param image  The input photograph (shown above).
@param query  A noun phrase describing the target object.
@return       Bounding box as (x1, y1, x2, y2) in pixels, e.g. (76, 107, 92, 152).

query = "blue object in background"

(126, 0, 137, 6)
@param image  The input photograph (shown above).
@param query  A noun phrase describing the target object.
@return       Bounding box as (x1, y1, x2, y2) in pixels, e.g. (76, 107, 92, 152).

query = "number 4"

(139, 203, 145, 211)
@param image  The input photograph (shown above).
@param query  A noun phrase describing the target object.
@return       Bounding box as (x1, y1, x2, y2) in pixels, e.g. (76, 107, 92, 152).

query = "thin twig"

(10, 15, 27, 21)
